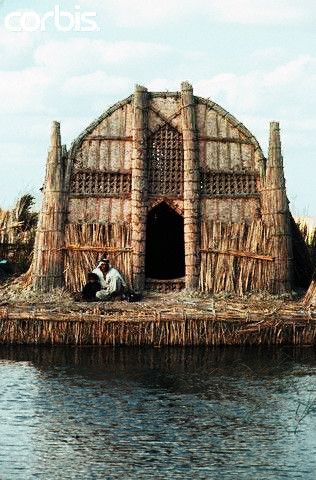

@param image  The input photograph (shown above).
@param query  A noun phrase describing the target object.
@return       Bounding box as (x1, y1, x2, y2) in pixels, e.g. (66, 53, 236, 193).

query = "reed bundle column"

(131, 85, 149, 291)
(32, 122, 67, 291)
(181, 82, 200, 290)
(262, 122, 293, 292)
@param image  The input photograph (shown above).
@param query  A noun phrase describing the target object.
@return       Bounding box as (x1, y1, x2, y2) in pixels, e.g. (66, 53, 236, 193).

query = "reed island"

(1, 83, 315, 346)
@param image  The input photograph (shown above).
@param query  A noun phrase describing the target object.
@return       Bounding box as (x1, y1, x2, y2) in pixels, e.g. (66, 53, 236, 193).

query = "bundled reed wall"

(199, 219, 274, 294)
(64, 222, 132, 292)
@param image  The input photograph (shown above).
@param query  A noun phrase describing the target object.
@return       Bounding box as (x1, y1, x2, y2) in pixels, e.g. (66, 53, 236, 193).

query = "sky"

(0, 0, 315, 218)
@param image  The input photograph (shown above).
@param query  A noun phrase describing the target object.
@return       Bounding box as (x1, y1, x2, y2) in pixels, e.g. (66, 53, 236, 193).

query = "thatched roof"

(69, 89, 265, 162)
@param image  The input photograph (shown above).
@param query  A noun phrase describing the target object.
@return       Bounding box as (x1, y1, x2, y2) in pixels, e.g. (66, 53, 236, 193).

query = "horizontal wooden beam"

(69, 194, 131, 199)
(64, 244, 132, 253)
(200, 248, 274, 261)
(201, 193, 260, 199)
(84, 136, 133, 141)
(82, 135, 251, 144)
(198, 136, 252, 144)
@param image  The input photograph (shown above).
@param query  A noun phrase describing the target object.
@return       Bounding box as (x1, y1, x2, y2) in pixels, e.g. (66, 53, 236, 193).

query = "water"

(0, 346, 315, 480)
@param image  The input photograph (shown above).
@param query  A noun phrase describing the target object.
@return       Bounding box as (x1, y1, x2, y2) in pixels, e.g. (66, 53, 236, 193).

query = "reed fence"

(0, 305, 315, 346)
(199, 220, 275, 294)
(64, 223, 132, 291)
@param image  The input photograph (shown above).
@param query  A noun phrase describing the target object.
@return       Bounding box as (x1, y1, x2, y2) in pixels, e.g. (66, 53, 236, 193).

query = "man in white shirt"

(92, 260, 127, 300)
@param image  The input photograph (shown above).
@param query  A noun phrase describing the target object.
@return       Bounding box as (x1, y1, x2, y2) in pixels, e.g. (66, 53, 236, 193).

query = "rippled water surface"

(0, 346, 315, 479)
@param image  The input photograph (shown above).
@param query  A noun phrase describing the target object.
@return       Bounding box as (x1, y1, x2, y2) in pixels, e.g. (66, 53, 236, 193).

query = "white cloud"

(192, 55, 316, 116)
(195, 72, 261, 111)
(208, 0, 306, 25)
(0, 37, 172, 114)
(0, 67, 52, 114)
(34, 39, 170, 73)
(250, 47, 285, 63)
(285, 118, 316, 132)
(63, 71, 131, 96)
(264, 55, 316, 86)
(78, 0, 316, 26)
(0, 27, 36, 68)
(0, 3, 315, 214)
(79, 0, 194, 27)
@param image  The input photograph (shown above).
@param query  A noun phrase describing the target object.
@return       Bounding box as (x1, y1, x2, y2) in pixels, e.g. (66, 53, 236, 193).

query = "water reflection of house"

(31, 82, 313, 293)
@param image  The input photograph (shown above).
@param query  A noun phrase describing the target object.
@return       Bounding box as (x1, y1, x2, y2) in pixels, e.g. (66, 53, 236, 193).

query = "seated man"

(82, 272, 101, 301)
(92, 259, 127, 301)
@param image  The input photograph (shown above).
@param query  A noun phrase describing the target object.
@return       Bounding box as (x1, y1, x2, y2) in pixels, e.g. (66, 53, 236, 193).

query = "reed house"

(32, 82, 311, 294)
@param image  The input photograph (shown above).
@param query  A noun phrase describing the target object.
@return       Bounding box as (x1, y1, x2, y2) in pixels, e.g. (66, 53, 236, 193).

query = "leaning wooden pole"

(181, 81, 200, 290)
(303, 269, 316, 306)
(261, 122, 293, 292)
(32, 122, 67, 291)
(131, 85, 149, 291)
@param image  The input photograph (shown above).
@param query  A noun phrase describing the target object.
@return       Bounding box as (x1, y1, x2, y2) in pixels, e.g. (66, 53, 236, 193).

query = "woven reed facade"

(32, 82, 301, 294)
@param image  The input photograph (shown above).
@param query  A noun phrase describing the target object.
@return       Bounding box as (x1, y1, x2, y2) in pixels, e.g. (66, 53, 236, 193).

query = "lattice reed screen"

(70, 171, 131, 196)
(148, 124, 183, 196)
(201, 171, 258, 196)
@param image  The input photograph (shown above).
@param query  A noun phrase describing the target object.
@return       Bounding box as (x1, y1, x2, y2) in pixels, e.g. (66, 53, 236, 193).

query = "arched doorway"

(145, 202, 185, 279)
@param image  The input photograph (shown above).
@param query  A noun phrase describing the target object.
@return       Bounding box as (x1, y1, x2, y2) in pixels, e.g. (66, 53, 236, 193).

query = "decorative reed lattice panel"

(70, 171, 131, 196)
(201, 171, 258, 196)
(148, 124, 184, 197)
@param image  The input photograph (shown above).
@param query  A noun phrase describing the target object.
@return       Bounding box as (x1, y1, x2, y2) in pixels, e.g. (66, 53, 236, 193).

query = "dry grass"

(0, 276, 75, 309)
(0, 273, 296, 317)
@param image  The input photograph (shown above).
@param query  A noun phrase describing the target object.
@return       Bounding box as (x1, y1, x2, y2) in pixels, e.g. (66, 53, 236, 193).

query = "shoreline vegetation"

(0, 194, 37, 275)
(0, 195, 316, 346)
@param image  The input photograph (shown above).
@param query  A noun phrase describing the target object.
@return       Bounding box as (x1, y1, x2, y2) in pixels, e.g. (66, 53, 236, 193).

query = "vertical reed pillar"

(262, 122, 293, 292)
(131, 85, 149, 291)
(32, 122, 67, 291)
(181, 82, 200, 290)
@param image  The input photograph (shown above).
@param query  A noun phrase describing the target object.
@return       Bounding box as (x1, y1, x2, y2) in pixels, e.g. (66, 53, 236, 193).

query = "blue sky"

(0, 0, 315, 219)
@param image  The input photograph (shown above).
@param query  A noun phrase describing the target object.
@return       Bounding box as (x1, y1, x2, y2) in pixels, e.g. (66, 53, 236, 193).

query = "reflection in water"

(0, 346, 315, 479)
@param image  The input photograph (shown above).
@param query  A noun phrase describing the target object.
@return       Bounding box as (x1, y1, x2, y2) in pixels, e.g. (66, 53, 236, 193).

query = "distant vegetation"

(0, 194, 38, 275)
(296, 218, 316, 269)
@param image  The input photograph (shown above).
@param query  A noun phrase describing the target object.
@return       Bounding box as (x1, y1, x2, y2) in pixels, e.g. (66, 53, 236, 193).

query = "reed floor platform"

(0, 292, 315, 346)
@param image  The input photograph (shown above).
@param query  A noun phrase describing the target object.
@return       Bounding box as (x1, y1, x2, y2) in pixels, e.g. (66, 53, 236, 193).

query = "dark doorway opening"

(145, 202, 185, 279)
